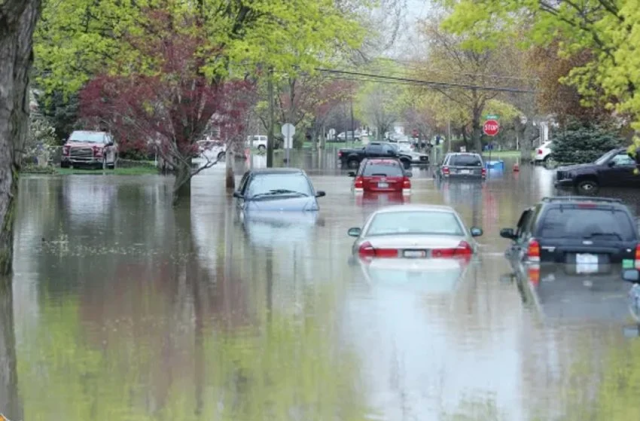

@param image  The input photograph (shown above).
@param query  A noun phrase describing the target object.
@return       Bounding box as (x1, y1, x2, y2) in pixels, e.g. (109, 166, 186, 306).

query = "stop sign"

(483, 119, 500, 136)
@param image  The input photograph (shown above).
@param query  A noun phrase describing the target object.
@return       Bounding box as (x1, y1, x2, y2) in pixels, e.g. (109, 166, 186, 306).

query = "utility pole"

(267, 67, 275, 168)
(447, 118, 452, 153)
(350, 97, 355, 143)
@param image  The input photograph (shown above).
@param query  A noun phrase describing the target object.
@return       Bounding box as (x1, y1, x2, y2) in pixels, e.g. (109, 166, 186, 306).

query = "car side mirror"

(470, 227, 483, 237)
(623, 269, 640, 283)
(347, 227, 361, 237)
(348, 171, 356, 177)
(500, 228, 516, 240)
(233, 191, 243, 199)
(608, 160, 616, 167)
(405, 171, 413, 178)
(315, 191, 326, 198)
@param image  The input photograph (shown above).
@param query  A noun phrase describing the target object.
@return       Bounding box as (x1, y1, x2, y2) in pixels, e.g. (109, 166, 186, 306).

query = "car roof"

(372, 204, 457, 214)
(249, 168, 305, 175)
(362, 157, 402, 164)
(446, 152, 481, 157)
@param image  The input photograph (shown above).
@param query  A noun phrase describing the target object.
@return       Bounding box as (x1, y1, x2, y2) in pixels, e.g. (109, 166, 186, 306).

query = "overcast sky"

(388, 0, 431, 59)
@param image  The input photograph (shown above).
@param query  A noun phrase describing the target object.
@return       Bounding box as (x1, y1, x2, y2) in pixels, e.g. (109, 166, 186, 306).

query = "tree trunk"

(0, 0, 41, 274)
(172, 161, 191, 206)
(471, 107, 482, 153)
(225, 149, 234, 190)
(514, 117, 529, 161)
(0, 278, 21, 420)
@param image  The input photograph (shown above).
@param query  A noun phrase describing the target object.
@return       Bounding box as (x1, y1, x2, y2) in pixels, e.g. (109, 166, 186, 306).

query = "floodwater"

(3, 150, 640, 420)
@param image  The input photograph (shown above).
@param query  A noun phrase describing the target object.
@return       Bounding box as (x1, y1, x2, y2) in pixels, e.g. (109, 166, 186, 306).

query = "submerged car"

(395, 142, 429, 165)
(349, 157, 412, 194)
(61, 130, 118, 169)
(347, 204, 483, 259)
(233, 168, 326, 211)
(437, 152, 486, 179)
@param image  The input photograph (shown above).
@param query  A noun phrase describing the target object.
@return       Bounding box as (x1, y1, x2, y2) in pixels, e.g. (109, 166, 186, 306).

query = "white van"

(247, 135, 267, 151)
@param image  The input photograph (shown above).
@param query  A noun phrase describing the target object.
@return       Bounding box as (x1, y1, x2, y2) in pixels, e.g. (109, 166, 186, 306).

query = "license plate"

(576, 253, 598, 274)
(378, 182, 388, 188)
(404, 250, 426, 258)
(460, 170, 471, 174)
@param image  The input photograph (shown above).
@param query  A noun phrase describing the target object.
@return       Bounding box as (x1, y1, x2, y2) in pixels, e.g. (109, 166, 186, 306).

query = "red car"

(349, 158, 412, 194)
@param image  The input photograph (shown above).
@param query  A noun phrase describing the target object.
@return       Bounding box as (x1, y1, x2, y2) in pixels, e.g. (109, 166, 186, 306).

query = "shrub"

(551, 120, 625, 164)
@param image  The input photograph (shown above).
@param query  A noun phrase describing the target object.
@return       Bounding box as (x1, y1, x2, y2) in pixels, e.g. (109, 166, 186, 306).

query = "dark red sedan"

(349, 158, 412, 194)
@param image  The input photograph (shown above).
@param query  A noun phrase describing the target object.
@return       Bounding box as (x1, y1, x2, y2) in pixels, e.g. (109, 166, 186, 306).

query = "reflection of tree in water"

(0, 278, 21, 420)
(15, 205, 370, 420)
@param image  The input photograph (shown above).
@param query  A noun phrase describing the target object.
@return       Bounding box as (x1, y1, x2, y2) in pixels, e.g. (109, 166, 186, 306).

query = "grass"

(481, 150, 533, 158)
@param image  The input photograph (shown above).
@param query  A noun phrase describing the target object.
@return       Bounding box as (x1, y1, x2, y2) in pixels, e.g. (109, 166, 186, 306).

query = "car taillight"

(62, 145, 70, 156)
(338, 151, 342, 157)
(537, 149, 543, 155)
(635, 244, 640, 269)
(92, 145, 103, 157)
(357, 241, 398, 258)
(527, 238, 540, 261)
(402, 177, 411, 189)
(431, 241, 473, 258)
(481, 168, 486, 177)
(442, 166, 450, 174)
(354, 176, 364, 189)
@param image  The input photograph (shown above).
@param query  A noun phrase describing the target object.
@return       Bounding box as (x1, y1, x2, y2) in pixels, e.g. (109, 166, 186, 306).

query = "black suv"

(555, 147, 640, 194)
(500, 196, 639, 275)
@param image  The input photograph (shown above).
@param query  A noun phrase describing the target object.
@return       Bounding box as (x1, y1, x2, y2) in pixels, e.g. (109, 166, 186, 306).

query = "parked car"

(197, 139, 226, 161)
(500, 196, 640, 277)
(395, 142, 429, 165)
(437, 152, 486, 179)
(534, 141, 553, 164)
(348, 158, 412, 194)
(338, 142, 412, 169)
(61, 130, 118, 169)
(347, 204, 483, 259)
(337, 131, 360, 141)
(246, 135, 267, 151)
(233, 168, 326, 211)
(554, 147, 640, 194)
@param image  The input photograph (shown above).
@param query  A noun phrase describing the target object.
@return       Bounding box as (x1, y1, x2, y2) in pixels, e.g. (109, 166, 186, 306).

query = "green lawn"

(481, 150, 533, 158)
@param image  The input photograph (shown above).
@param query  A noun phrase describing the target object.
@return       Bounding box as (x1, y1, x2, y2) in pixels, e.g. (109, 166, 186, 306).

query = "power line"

(315, 67, 536, 94)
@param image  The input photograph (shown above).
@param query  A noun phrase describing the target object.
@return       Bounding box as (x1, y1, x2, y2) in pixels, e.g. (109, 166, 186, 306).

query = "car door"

(365, 144, 383, 158)
(599, 151, 636, 187)
(382, 144, 396, 157)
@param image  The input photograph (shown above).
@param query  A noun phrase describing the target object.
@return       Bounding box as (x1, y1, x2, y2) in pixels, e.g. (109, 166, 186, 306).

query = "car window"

(611, 153, 635, 166)
(594, 149, 619, 165)
(366, 211, 464, 236)
(367, 145, 383, 154)
(363, 161, 403, 176)
(449, 154, 483, 166)
(537, 207, 636, 241)
(382, 144, 395, 154)
(69, 131, 107, 143)
(246, 173, 313, 198)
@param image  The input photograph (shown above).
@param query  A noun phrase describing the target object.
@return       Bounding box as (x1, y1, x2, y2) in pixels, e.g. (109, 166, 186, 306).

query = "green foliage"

(37, 90, 80, 143)
(34, 0, 365, 95)
(441, 0, 640, 130)
(551, 120, 624, 164)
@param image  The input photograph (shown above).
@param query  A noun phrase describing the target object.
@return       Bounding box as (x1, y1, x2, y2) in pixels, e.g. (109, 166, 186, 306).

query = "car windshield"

(594, 149, 619, 165)
(363, 161, 403, 176)
(448, 154, 482, 166)
(366, 211, 465, 236)
(246, 174, 313, 198)
(537, 207, 636, 241)
(69, 131, 108, 143)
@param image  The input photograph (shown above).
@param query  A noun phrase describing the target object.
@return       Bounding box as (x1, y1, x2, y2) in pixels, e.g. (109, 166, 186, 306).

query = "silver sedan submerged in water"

(347, 204, 483, 259)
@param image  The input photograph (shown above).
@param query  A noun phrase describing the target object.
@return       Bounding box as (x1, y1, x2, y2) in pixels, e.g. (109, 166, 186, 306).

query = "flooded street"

(6, 151, 640, 420)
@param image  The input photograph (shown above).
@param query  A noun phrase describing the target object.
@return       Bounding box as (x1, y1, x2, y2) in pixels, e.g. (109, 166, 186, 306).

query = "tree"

(441, 0, 640, 144)
(551, 120, 624, 164)
(412, 17, 520, 152)
(0, 0, 42, 274)
(35, 0, 365, 202)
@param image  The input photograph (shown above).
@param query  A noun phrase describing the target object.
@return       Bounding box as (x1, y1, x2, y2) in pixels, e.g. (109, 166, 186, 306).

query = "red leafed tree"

(79, 10, 255, 204)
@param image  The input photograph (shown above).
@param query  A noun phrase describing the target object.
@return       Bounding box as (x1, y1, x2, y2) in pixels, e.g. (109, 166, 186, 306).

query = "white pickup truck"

(247, 135, 267, 151)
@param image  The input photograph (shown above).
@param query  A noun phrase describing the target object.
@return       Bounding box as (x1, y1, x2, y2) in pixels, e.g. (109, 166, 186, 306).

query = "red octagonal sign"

(483, 119, 500, 136)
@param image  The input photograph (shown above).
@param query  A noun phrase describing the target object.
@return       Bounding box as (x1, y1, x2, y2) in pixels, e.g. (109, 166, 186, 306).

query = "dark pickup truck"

(338, 142, 412, 169)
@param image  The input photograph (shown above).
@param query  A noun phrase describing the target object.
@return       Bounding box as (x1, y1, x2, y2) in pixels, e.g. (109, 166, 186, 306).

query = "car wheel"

(347, 159, 360, 169)
(401, 159, 411, 169)
(217, 151, 226, 161)
(257, 145, 266, 152)
(576, 179, 599, 195)
(107, 154, 117, 169)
